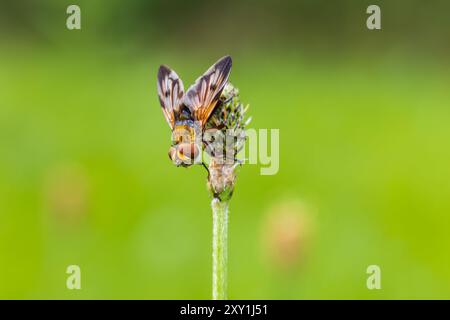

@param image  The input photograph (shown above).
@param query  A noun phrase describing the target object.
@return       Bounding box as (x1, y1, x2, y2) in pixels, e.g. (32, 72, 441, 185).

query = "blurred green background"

(1, 0, 450, 299)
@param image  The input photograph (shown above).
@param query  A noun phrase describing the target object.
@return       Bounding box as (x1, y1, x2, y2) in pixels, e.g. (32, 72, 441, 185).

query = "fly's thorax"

(169, 121, 202, 167)
(172, 122, 196, 145)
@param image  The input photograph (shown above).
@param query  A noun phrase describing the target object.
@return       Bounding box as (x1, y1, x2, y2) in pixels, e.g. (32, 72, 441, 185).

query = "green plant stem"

(211, 197, 229, 300)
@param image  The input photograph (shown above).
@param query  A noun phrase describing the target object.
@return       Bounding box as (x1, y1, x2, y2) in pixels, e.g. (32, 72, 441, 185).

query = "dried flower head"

(205, 83, 250, 200)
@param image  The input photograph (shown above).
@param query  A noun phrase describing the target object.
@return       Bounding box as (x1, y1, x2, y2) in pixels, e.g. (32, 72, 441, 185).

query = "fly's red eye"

(177, 143, 199, 161)
(178, 144, 190, 158)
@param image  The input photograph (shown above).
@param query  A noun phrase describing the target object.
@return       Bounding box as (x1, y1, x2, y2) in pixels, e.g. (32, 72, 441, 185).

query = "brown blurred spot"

(261, 199, 315, 271)
(43, 163, 90, 225)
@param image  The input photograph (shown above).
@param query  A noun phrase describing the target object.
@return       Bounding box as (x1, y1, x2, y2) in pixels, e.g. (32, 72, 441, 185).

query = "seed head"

(205, 83, 250, 200)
